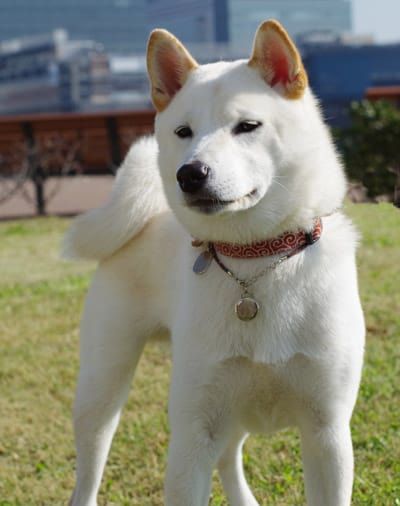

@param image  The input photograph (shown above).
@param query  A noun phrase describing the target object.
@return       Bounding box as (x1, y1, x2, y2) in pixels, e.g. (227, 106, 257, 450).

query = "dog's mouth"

(187, 189, 259, 215)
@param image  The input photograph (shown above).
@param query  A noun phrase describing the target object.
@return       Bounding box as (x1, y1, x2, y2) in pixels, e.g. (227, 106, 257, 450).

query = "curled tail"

(62, 136, 168, 261)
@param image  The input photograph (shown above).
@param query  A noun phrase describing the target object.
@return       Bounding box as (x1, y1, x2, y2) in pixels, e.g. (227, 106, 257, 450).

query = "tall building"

(0, 0, 147, 54)
(0, 0, 352, 55)
(147, 0, 229, 45)
(147, 0, 352, 53)
(228, 0, 352, 51)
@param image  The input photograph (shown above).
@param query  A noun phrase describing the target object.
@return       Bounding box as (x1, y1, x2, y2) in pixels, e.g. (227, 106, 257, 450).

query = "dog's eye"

(174, 125, 193, 139)
(233, 120, 262, 135)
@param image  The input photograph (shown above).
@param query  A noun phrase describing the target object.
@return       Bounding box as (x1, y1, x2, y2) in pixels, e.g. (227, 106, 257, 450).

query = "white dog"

(65, 20, 365, 506)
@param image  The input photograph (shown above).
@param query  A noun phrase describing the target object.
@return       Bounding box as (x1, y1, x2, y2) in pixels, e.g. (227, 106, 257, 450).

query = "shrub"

(336, 100, 399, 201)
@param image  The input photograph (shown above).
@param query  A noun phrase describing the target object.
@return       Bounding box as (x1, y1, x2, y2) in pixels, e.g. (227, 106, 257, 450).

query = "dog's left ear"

(147, 29, 198, 112)
(248, 20, 308, 99)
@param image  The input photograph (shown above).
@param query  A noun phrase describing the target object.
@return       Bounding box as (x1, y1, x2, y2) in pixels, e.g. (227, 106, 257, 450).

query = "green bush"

(336, 100, 399, 200)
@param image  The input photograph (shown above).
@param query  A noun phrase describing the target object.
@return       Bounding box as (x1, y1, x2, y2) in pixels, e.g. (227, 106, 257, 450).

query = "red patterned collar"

(210, 218, 323, 258)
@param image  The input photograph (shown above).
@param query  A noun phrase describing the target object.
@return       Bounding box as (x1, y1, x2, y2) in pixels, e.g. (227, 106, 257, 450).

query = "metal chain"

(209, 243, 299, 291)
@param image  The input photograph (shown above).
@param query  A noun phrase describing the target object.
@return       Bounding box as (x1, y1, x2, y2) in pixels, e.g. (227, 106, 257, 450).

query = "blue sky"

(353, 0, 400, 43)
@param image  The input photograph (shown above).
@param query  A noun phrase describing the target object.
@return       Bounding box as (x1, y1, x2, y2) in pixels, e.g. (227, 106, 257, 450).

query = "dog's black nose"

(176, 161, 210, 193)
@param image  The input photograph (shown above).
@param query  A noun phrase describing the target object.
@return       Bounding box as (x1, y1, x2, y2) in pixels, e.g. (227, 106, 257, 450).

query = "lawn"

(0, 204, 399, 505)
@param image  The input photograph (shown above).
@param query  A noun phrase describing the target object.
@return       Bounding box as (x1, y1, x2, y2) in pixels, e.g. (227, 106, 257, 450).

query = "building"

(109, 55, 152, 109)
(0, 31, 111, 115)
(147, 0, 352, 53)
(229, 0, 352, 50)
(0, 0, 351, 56)
(147, 0, 229, 45)
(3, 0, 398, 122)
(0, 0, 147, 54)
(303, 42, 400, 125)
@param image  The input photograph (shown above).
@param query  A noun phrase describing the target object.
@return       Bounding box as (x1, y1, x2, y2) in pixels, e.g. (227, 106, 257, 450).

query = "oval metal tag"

(193, 250, 213, 275)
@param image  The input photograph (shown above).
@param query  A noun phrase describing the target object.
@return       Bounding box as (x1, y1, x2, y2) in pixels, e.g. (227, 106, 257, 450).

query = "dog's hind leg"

(218, 430, 259, 506)
(69, 270, 155, 506)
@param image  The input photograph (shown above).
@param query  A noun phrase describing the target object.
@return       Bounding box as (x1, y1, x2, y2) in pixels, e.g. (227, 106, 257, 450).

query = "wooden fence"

(0, 109, 155, 214)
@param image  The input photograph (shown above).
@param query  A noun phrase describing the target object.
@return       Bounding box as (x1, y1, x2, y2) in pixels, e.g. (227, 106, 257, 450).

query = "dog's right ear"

(147, 29, 198, 112)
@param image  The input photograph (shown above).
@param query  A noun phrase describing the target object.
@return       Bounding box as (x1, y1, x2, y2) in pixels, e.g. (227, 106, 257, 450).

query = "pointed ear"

(147, 29, 198, 112)
(248, 20, 308, 99)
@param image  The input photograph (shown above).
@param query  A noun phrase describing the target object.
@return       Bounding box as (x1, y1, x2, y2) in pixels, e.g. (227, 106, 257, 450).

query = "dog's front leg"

(300, 421, 354, 506)
(165, 429, 218, 506)
(164, 369, 231, 506)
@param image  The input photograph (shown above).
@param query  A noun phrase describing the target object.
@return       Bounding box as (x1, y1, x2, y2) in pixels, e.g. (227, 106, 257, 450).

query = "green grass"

(0, 204, 399, 505)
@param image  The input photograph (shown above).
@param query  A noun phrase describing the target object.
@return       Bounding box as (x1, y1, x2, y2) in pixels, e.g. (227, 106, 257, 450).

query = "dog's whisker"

(272, 178, 292, 195)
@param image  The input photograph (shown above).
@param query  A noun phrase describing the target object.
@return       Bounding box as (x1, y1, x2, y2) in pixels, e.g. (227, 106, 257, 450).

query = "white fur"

(62, 136, 167, 260)
(68, 52, 364, 506)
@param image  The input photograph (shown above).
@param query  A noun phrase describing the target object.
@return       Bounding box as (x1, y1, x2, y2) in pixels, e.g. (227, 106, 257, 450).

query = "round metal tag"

(235, 296, 259, 321)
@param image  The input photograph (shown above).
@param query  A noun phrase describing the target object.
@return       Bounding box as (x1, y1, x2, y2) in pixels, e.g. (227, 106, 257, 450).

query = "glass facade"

(0, 0, 352, 55)
(0, 0, 148, 53)
(229, 0, 352, 52)
(147, 0, 229, 44)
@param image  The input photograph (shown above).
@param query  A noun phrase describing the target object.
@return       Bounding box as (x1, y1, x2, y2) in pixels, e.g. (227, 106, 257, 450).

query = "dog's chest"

(176, 251, 316, 364)
(168, 236, 360, 437)
(172, 260, 323, 433)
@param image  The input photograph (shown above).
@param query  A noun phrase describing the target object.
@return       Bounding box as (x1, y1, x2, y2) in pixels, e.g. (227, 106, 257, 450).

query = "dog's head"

(147, 20, 346, 243)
